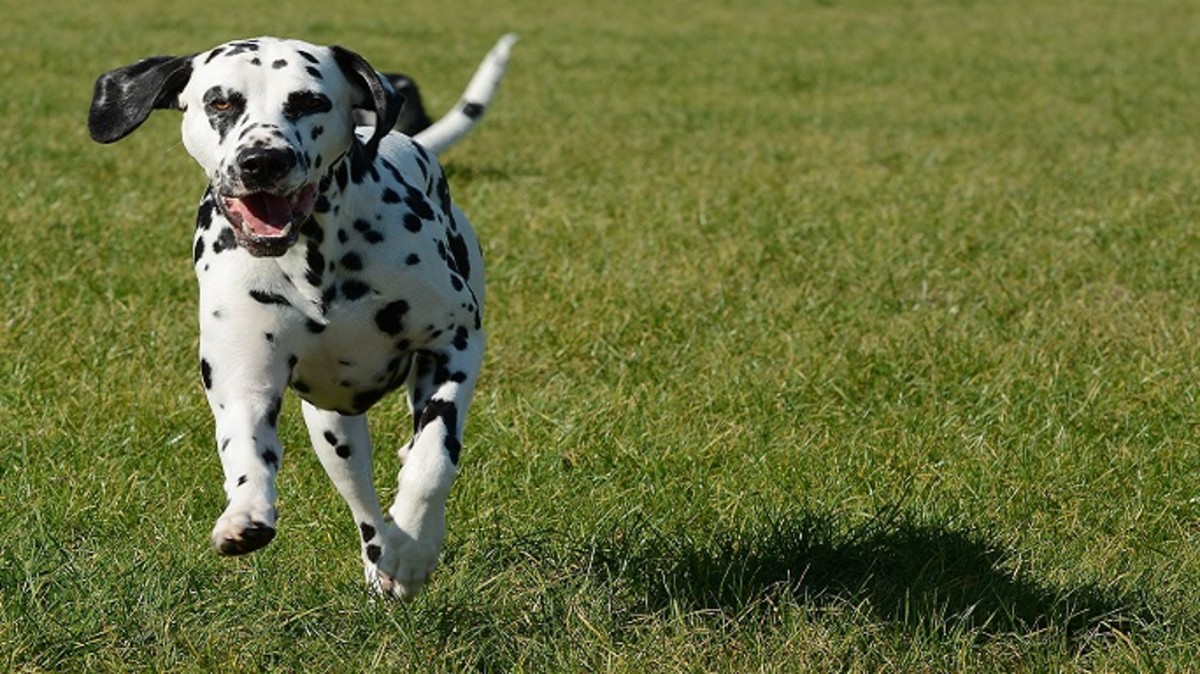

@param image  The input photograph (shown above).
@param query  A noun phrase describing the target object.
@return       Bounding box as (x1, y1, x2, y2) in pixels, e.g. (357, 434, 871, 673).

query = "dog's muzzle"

(216, 148, 317, 257)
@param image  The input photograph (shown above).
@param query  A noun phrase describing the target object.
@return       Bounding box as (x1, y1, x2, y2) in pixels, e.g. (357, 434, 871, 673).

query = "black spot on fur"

(360, 523, 376, 542)
(462, 101, 485, 119)
(452, 326, 470, 351)
(300, 216, 323, 243)
(213, 227, 238, 253)
(419, 399, 462, 465)
(334, 160, 349, 192)
(272, 59, 288, 69)
(353, 389, 388, 412)
(284, 91, 332, 122)
(403, 213, 423, 232)
(366, 544, 381, 563)
(406, 254, 420, 266)
(341, 252, 363, 271)
(321, 284, 338, 312)
(225, 40, 260, 56)
(448, 232, 471, 280)
(404, 187, 435, 220)
(196, 196, 216, 231)
(201, 359, 213, 389)
(436, 176, 452, 216)
(249, 289, 291, 306)
(193, 237, 206, 264)
(336, 444, 352, 458)
(380, 158, 406, 185)
(375, 300, 409, 335)
(267, 396, 282, 428)
(262, 449, 279, 468)
(348, 143, 372, 184)
(305, 241, 325, 287)
(343, 279, 371, 301)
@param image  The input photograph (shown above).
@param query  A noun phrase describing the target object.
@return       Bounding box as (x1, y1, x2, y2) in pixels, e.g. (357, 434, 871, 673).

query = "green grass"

(3, 0, 1200, 670)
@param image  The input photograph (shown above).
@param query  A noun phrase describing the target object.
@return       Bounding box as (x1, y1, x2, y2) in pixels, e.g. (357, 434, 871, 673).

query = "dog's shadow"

(583, 506, 1156, 644)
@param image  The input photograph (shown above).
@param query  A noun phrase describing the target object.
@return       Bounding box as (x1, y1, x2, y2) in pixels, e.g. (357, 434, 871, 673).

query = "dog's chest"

(195, 210, 478, 416)
(276, 226, 476, 414)
(288, 300, 415, 414)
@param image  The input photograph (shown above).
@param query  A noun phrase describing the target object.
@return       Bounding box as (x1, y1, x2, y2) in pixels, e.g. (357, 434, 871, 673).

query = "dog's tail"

(406, 33, 518, 155)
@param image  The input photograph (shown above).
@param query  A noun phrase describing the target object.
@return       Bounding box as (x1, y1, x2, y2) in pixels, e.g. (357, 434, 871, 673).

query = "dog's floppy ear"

(89, 55, 194, 144)
(331, 45, 404, 156)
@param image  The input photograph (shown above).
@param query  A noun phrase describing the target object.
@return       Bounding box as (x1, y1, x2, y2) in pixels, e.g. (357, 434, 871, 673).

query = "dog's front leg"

(299, 402, 399, 593)
(200, 341, 290, 556)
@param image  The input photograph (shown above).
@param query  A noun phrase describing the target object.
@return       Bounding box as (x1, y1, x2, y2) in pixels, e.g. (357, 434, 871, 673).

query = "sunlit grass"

(2, 0, 1200, 670)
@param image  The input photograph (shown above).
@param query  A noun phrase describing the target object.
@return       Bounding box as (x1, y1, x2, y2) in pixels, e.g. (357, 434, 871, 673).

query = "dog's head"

(89, 37, 403, 256)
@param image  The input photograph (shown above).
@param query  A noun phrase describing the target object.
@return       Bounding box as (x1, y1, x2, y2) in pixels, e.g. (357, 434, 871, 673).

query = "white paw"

(362, 504, 446, 601)
(211, 501, 276, 555)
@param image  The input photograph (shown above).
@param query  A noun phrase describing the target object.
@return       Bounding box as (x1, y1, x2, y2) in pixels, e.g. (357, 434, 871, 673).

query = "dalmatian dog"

(87, 34, 515, 600)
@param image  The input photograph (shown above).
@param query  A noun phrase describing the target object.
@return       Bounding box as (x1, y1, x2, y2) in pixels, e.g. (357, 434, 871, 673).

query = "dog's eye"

(202, 87, 243, 114)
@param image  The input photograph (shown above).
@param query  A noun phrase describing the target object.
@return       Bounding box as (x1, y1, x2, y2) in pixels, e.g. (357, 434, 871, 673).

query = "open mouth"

(217, 184, 318, 257)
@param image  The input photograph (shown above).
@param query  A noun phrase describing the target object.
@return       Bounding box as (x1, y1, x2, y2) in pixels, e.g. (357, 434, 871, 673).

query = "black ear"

(331, 45, 404, 156)
(381, 73, 433, 136)
(89, 55, 194, 144)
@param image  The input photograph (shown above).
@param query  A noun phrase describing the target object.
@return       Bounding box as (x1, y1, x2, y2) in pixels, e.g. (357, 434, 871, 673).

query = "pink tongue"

(228, 193, 293, 236)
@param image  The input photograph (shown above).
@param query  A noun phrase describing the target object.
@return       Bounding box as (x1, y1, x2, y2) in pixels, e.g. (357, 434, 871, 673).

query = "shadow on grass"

(586, 506, 1157, 645)
(442, 162, 515, 184)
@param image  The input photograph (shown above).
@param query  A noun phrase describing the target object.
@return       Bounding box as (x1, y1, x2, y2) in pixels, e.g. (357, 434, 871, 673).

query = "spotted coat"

(88, 35, 513, 600)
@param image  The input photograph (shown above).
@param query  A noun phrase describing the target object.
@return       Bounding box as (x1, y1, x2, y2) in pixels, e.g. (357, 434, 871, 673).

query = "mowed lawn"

(3, 0, 1200, 670)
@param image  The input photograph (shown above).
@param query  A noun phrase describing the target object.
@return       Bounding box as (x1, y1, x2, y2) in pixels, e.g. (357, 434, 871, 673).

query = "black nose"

(236, 147, 297, 187)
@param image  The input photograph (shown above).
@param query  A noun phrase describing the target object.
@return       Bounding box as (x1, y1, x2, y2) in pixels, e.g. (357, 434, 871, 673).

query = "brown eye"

(209, 99, 232, 112)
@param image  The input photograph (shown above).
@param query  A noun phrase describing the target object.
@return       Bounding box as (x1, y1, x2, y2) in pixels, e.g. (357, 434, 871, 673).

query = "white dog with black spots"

(88, 34, 515, 600)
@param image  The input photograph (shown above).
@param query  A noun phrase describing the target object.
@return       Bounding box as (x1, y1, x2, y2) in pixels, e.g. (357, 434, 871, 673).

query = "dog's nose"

(236, 147, 297, 187)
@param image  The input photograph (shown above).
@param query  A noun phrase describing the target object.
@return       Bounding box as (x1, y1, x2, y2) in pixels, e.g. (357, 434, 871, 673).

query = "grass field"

(3, 0, 1200, 670)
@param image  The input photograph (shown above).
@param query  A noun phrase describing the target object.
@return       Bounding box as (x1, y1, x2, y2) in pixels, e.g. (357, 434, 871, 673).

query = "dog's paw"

(211, 503, 277, 556)
(362, 505, 446, 601)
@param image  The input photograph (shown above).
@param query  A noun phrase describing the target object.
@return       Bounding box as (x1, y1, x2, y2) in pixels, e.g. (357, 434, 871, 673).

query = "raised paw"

(211, 503, 277, 556)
